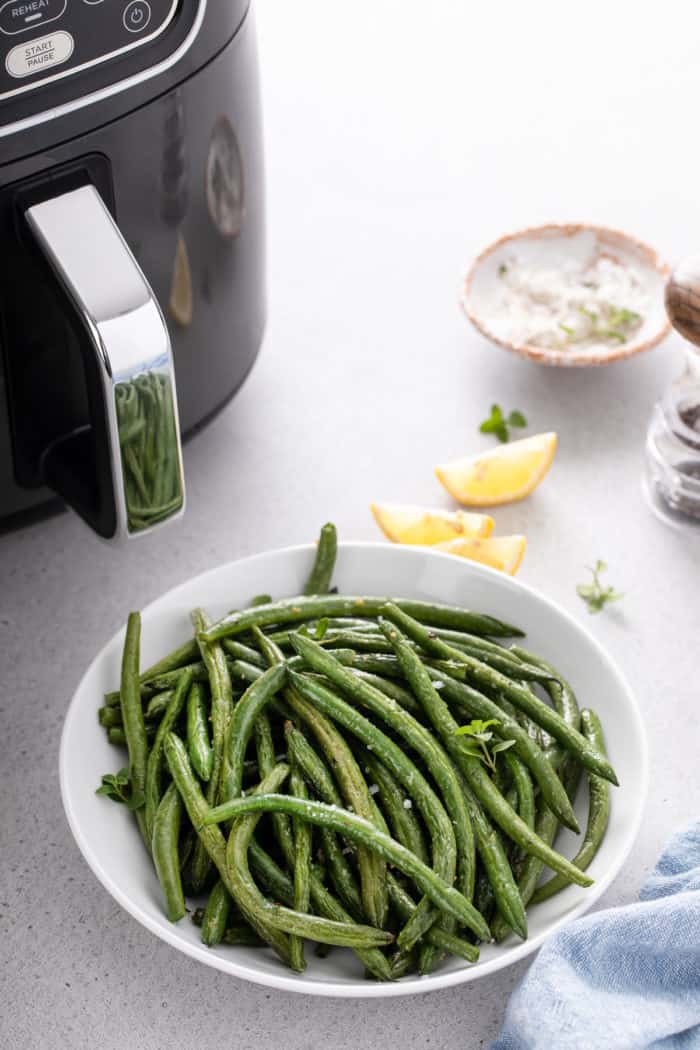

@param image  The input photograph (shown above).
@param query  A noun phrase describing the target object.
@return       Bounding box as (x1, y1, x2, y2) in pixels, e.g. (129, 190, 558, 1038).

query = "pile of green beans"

(116, 371, 183, 533)
(97, 522, 615, 979)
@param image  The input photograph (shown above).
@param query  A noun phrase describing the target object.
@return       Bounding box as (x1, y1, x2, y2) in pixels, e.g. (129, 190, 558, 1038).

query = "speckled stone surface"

(3, 4, 700, 1048)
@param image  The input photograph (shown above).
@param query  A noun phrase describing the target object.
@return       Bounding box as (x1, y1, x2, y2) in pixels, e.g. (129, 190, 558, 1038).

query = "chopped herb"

(576, 560, 624, 614)
(454, 718, 515, 773)
(568, 304, 642, 346)
(498, 263, 508, 277)
(479, 403, 528, 443)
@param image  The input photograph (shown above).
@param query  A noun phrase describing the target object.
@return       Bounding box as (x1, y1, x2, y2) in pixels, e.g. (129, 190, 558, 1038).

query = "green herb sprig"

(479, 404, 527, 443)
(577, 560, 624, 614)
(454, 718, 515, 773)
(95, 768, 143, 809)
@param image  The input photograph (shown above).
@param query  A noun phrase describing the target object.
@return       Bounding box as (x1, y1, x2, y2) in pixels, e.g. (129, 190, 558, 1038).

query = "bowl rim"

(461, 221, 671, 367)
(59, 540, 649, 998)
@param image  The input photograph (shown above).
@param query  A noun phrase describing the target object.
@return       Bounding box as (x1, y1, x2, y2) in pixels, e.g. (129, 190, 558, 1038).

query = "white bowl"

(60, 543, 647, 997)
(462, 223, 670, 366)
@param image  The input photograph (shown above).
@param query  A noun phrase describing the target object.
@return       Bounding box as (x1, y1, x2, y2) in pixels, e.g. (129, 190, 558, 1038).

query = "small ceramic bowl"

(462, 223, 671, 367)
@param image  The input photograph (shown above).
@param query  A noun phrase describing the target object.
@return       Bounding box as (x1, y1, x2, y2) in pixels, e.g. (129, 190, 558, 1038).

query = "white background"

(3, 3, 700, 1048)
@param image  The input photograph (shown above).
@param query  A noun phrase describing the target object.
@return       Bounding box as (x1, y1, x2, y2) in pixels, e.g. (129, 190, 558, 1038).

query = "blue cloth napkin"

(491, 821, 700, 1050)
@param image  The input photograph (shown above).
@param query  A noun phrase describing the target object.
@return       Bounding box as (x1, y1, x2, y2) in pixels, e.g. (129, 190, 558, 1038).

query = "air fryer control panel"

(0, 0, 178, 100)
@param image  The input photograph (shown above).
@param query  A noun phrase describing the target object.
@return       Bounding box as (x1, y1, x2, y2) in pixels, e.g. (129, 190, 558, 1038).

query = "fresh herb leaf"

(314, 617, 330, 640)
(491, 739, 516, 755)
(507, 410, 527, 429)
(95, 767, 143, 810)
(479, 404, 527, 443)
(576, 559, 624, 614)
(455, 719, 515, 773)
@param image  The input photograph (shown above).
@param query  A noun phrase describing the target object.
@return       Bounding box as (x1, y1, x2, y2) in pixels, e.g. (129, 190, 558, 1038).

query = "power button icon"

(123, 0, 151, 33)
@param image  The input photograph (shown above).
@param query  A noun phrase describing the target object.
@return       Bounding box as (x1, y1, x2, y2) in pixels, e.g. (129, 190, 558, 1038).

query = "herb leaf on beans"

(455, 718, 515, 773)
(95, 768, 143, 809)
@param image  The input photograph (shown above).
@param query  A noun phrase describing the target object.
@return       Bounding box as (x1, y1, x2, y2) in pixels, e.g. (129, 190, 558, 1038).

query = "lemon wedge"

(435, 432, 557, 506)
(370, 503, 494, 544)
(435, 536, 526, 575)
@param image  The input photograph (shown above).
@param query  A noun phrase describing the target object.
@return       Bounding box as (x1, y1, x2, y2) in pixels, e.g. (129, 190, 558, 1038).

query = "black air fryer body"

(0, 1, 264, 533)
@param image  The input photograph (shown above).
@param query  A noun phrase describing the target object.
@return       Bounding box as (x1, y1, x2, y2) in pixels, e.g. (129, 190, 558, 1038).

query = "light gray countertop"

(3, 3, 700, 1048)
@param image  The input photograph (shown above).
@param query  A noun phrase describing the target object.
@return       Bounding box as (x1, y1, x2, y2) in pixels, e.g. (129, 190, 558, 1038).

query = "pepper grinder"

(645, 256, 700, 529)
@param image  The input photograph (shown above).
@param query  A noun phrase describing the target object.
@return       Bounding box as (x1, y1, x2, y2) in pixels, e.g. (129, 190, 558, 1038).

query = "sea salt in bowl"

(462, 224, 671, 367)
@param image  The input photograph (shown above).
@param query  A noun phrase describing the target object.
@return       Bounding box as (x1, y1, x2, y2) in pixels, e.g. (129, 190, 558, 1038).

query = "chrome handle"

(25, 183, 185, 538)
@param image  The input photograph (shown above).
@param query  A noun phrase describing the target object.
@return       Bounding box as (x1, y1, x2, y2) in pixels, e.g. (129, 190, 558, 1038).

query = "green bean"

(189, 608, 235, 891)
(510, 646, 581, 734)
(221, 664, 287, 802)
(445, 643, 557, 685)
(223, 791, 394, 950)
(144, 690, 176, 722)
(267, 619, 379, 644)
(463, 748, 592, 887)
(186, 681, 213, 782)
(389, 949, 418, 979)
(220, 639, 266, 668)
(321, 632, 399, 653)
(252, 628, 388, 929)
(531, 710, 610, 904)
(206, 793, 488, 935)
(504, 752, 535, 832)
(145, 668, 193, 839)
(201, 595, 523, 643)
(254, 708, 298, 893)
(248, 842, 295, 905)
(289, 763, 313, 971)
(250, 594, 273, 607)
(222, 926, 266, 947)
(345, 670, 422, 714)
(284, 721, 340, 804)
(320, 632, 555, 689)
(104, 638, 201, 706)
(385, 875, 479, 963)
(119, 612, 149, 845)
(227, 650, 357, 692)
(285, 722, 363, 917)
(164, 732, 293, 965)
(361, 751, 429, 866)
(462, 778, 527, 940)
(151, 782, 186, 922)
(379, 614, 592, 892)
(287, 669, 472, 947)
(247, 841, 391, 980)
(98, 706, 122, 728)
(384, 604, 617, 786)
(304, 522, 338, 595)
(317, 623, 481, 945)
(107, 726, 127, 746)
(201, 879, 232, 947)
(288, 638, 477, 939)
(491, 753, 583, 941)
(140, 663, 209, 697)
(490, 678, 583, 943)
(425, 667, 576, 830)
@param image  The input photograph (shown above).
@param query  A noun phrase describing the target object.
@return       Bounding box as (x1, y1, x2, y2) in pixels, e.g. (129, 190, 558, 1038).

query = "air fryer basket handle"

(25, 184, 185, 539)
